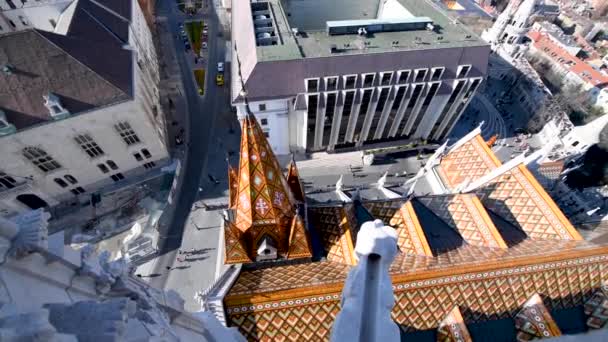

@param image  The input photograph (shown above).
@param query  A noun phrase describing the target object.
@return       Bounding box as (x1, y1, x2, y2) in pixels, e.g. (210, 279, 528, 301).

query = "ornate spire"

(228, 165, 238, 208)
(234, 113, 295, 232)
(286, 155, 305, 203)
(287, 214, 312, 259)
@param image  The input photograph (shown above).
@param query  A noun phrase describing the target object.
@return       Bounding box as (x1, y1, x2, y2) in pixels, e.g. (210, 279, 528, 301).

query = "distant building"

(528, 29, 608, 113)
(0, 0, 73, 33)
(231, 0, 490, 155)
(0, 0, 166, 217)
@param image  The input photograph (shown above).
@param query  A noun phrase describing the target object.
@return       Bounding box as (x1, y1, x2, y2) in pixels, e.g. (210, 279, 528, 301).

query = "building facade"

(0, 0, 167, 217)
(0, 0, 74, 33)
(231, 0, 490, 155)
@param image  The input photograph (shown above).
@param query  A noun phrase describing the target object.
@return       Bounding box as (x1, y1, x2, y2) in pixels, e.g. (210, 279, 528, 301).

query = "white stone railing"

(196, 264, 242, 326)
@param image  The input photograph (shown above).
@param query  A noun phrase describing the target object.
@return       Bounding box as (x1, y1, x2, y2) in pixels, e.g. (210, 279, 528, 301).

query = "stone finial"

(336, 175, 344, 191)
(377, 172, 388, 188)
(330, 219, 399, 342)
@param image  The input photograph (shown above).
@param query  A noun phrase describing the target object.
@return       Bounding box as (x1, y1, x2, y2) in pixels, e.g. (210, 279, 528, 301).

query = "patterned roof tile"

(437, 135, 500, 189)
(309, 205, 357, 265)
(437, 306, 473, 342)
(514, 294, 562, 341)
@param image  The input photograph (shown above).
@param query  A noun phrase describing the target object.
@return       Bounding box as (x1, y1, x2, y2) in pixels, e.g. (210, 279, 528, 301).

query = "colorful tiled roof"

(514, 294, 562, 341)
(437, 306, 472, 342)
(584, 285, 608, 329)
(308, 205, 358, 265)
(287, 214, 312, 259)
(436, 135, 501, 189)
(224, 221, 252, 264)
(286, 157, 305, 203)
(417, 194, 508, 249)
(234, 114, 295, 232)
(476, 164, 581, 241)
(364, 200, 432, 256)
(228, 164, 238, 208)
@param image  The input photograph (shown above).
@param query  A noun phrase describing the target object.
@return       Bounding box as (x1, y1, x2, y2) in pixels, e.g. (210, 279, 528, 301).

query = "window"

(49, 19, 56, 28)
(380, 72, 393, 86)
(362, 73, 375, 87)
(106, 160, 118, 170)
(325, 77, 338, 91)
(133, 152, 143, 161)
(23, 147, 61, 173)
(97, 164, 109, 173)
(18, 16, 27, 26)
(143, 161, 156, 169)
(8, 20, 16, 28)
(114, 121, 141, 146)
(397, 70, 410, 84)
(457, 65, 471, 78)
(74, 134, 104, 158)
(260, 118, 268, 126)
(0, 171, 17, 190)
(344, 75, 357, 88)
(259, 104, 266, 111)
(64, 174, 78, 184)
(572, 141, 580, 147)
(111, 173, 125, 182)
(430, 67, 444, 81)
(70, 187, 85, 195)
(54, 178, 68, 188)
(306, 78, 319, 92)
(264, 132, 269, 138)
(414, 69, 427, 82)
(141, 148, 151, 159)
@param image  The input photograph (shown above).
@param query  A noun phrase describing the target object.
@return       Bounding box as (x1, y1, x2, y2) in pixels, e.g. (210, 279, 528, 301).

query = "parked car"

(202, 42, 208, 49)
(203, 29, 208, 36)
(216, 74, 224, 86)
(217, 62, 224, 73)
(184, 42, 191, 51)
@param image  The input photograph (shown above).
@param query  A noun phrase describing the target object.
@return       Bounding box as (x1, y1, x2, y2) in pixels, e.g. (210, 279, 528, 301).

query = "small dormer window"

(256, 235, 278, 261)
(43, 93, 70, 120)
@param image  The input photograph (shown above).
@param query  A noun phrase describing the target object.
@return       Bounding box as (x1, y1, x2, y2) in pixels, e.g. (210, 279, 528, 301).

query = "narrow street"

(147, 0, 234, 289)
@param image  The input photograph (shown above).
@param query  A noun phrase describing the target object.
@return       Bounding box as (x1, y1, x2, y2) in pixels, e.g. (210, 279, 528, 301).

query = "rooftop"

(245, 0, 486, 62)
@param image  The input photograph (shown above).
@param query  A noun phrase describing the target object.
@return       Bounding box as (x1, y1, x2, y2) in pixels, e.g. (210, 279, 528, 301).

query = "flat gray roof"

(252, 0, 485, 62)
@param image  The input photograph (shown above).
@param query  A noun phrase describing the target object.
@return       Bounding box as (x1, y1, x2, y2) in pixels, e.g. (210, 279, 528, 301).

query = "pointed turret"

(224, 221, 252, 264)
(228, 165, 238, 209)
(286, 155, 305, 203)
(287, 214, 312, 259)
(234, 113, 295, 232)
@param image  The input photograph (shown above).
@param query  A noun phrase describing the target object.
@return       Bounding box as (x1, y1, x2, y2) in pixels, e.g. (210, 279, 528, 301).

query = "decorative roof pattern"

(234, 114, 294, 231)
(584, 285, 608, 329)
(417, 194, 508, 249)
(514, 294, 562, 341)
(364, 200, 432, 256)
(226, 262, 350, 297)
(437, 135, 500, 189)
(476, 164, 581, 241)
(437, 306, 472, 342)
(224, 221, 251, 264)
(228, 165, 238, 208)
(535, 160, 564, 191)
(287, 214, 312, 259)
(228, 298, 341, 341)
(286, 157, 305, 203)
(225, 253, 608, 340)
(309, 206, 357, 265)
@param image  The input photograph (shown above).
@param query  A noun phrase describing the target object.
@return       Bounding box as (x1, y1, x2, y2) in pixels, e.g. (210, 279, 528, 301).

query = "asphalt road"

(149, 0, 226, 289)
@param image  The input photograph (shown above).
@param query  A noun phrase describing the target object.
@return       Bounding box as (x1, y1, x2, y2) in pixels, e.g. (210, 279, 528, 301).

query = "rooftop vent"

(2, 64, 13, 75)
(0, 109, 16, 136)
(426, 23, 435, 31)
(327, 17, 433, 36)
(43, 92, 70, 120)
(291, 27, 299, 36)
(357, 27, 367, 36)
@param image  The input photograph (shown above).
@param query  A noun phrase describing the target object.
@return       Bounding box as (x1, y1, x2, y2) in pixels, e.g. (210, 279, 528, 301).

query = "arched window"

(23, 147, 61, 173)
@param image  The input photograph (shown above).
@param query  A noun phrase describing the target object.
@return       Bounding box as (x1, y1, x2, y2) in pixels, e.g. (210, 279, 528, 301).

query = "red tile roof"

(528, 30, 608, 88)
